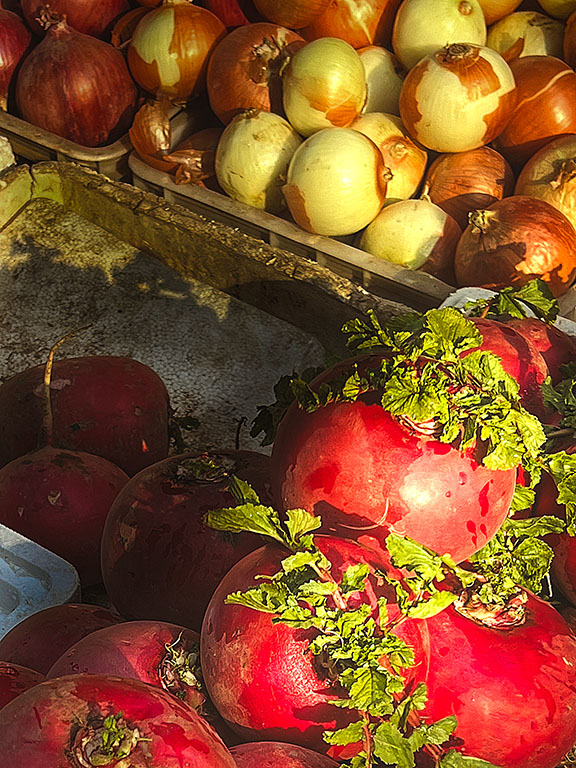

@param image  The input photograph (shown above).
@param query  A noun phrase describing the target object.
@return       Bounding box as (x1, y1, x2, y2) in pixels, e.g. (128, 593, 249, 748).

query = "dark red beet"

(0, 662, 43, 710)
(47, 620, 203, 709)
(200, 536, 428, 753)
(421, 594, 576, 768)
(0, 603, 122, 674)
(503, 317, 576, 385)
(231, 741, 338, 767)
(0, 445, 128, 585)
(0, 356, 171, 476)
(101, 451, 269, 631)
(0, 674, 237, 767)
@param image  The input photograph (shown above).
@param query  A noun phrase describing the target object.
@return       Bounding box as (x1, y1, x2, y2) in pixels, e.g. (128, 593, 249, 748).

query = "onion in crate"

(537, 0, 576, 19)
(252, 0, 331, 28)
(357, 46, 406, 116)
(0, 2, 31, 112)
(486, 11, 565, 59)
(477, 0, 523, 24)
(301, 0, 402, 49)
(21, 0, 129, 38)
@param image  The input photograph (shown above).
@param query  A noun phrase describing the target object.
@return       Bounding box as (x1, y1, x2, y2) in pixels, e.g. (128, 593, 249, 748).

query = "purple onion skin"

(22, 0, 130, 39)
(0, 7, 32, 111)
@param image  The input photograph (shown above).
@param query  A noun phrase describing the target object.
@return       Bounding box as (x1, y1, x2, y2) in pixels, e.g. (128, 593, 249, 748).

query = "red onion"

(22, 0, 130, 38)
(0, 2, 31, 111)
(203, 0, 261, 27)
(15, 12, 138, 147)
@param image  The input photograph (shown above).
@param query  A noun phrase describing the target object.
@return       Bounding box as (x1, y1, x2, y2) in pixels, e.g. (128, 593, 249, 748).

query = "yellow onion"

(252, 0, 331, 28)
(487, 12, 565, 60)
(283, 128, 390, 235)
(477, 0, 523, 25)
(515, 134, 576, 230)
(215, 110, 302, 213)
(359, 198, 461, 283)
(127, 0, 226, 100)
(392, 0, 486, 70)
(537, 0, 576, 20)
(350, 112, 427, 204)
(358, 46, 405, 115)
(282, 38, 367, 137)
(399, 44, 516, 153)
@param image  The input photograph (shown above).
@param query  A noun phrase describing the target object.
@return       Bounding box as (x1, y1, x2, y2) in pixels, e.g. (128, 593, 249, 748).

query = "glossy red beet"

(0, 674, 237, 768)
(421, 594, 576, 768)
(101, 451, 269, 631)
(0, 662, 43, 710)
(47, 620, 202, 708)
(231, 741, 338, 767)
(0, 356, 171, 476)
(0, 604, 122, 675)
(502, 317, 576, 385)
(200, 536, 428, 752)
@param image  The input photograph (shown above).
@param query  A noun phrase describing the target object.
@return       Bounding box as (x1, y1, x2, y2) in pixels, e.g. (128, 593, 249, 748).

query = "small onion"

(423, 147, 515, 229)
(127, 0, 226, 100)
(563, 10, 576, 67)
(477, 0, 523, 24)
(350, 113, 427, 203)
(359, 198, 461, 284)
(392, 0, 486, 70)
(0, 3, 31, 111)
(537, 0, 576, 20)
(515, 134, 576, 230)
(358, 46, 406, 115)
(16, 14, 137, 147)
(454, 196, 576, 297)
(493, 55, 576, 169)
(22, 0, 130, 37)
(283, 128, 390, 236)
(206, 23, 304, 125)
(487, 12, 565, 60)
(252, 0, 331, 28)
(282, 38, 367, 137)
(302, 0, 402, 49)
(399, 44, 516, 153)
(215, 110, 302, 213)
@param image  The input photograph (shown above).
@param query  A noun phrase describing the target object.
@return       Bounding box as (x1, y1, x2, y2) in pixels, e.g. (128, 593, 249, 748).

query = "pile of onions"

(537, 0, 576, 19)
(15, 13, 137, 147)
(486, 12, 564, 60)
(282, 128, 390, 236)
(358, 46, 405, 115)
(477, 0, 523, 24)
(392, 0, 486, 70)
(399, 44, 516, 153)
(0, 2, 31, 111)
(350, 113, 427, 204)
(252, 0, 330, 28)
(22, 0, 130, 37)
(454, 196, 576, 297)
(515, 134, 576, 230)
(494, 55, 576, 169)
(359, 198, 461, 284)
(215, 110, 301, 213)
(127, 0, 226, 100)
(423, 147, 515, 229)
(302, 0, 402, 49)
(206, 23, 304, 125)
(282, 38, 367, 137)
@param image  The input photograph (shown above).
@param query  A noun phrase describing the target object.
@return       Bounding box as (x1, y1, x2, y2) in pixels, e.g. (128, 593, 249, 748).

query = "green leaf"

(543, 452, 576, 535)
(281, 551, 322, 574)
(227, 475, 261, 505)
(510, 484, 535, 515)
(405, 589, 458, 619)
(346, 667, 395, 714)
(285, 508, 322, 548)
(204, 503, 285, 545)
(422, 307, 482, 357)
(323, 720, 365, 746)
(440, 750, 503, 768)
(385, 534, 446, 582)
(225, 587, 284, 613)
(464, 280, 558, 323)
(340, 563, 371, 594)
(373, 722, 415, 768)
(410, 715, 457, 751)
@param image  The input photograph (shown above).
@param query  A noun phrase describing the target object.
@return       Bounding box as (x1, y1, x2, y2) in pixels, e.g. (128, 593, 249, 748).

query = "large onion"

(282, 128, 390, 236)
(127, 0, 226, 100)
(0, 2, 31, 111)
(493, 55, 576, 168)
(423, 147, 515, 229)
(282, 37, 367, 137)
(350, 113, 427, 204)
(206, 23, 304, 125)
(477, 0, 523, 24)
(537, 0, 576, 19)
(486, 12, 564, 60)
(215, 110, 301, 213)
(252, 0, 331, 28)
(358, 46, 405, 115)
(454, 196, 576, 297)
(392, 0, 486, 70)
(515, 134, 576, 230)
(359, 198, 461, 284)
(301, 0, 402, 49)
(399, 44, 516, 153)
(22, 0, 129, 37)
(15, 13, 137, 147)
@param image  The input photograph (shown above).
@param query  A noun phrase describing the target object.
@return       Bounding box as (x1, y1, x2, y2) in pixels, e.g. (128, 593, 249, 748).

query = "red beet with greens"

(0, 662, 43, 710)
(0, 673, 237, 767)
(231, 741, 338, 767)
(101, 451, 269, 631)
(503, 317, 576, 385)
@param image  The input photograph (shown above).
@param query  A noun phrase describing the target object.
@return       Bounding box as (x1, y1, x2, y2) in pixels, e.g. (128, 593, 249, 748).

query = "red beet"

(101, 451, 269, 631)
(503, 317, 576, 385)
(0, 356, 171, 476)
(0, 603, 122, 674)
(0, 662, 43, 710)
(0, 673, 237, 767)
(231, 741, 338, 767)
(0, 445, 128, 585)
(200, 536, 428, 752)
(421, 594, 576, 768)
(47, 620, 203, 709)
